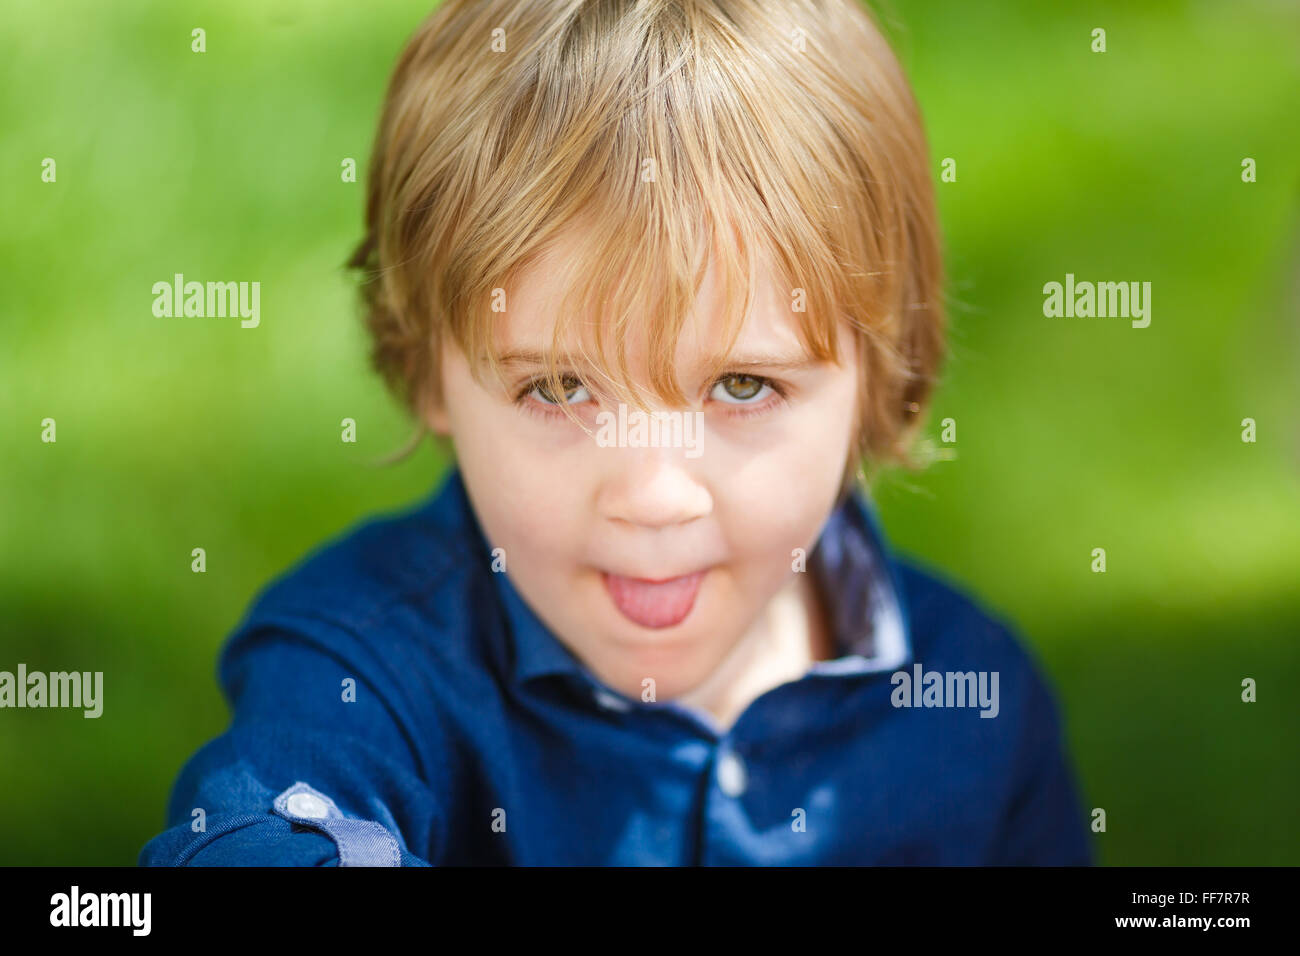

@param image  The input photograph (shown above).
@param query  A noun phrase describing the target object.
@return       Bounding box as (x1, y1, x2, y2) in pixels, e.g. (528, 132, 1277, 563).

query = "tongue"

(604, 571, 705, 629)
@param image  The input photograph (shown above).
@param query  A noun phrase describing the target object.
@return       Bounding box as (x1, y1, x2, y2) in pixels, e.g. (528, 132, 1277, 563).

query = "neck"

(676, 570, 833, 732)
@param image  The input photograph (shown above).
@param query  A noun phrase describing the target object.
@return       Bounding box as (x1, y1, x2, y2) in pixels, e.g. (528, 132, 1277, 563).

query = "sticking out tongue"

(603, 570, 706, 629)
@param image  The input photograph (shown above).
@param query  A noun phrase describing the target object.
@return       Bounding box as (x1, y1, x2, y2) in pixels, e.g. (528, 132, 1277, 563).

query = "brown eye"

(712, 373, 769, 404)
(530, 376, 590, 405)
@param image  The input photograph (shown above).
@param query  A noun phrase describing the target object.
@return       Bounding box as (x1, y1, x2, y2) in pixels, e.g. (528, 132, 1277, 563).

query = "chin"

(596, 641, 716, 702)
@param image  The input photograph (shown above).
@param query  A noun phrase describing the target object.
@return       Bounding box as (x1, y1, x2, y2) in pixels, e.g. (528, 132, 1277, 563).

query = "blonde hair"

(348, 0, 945, 491)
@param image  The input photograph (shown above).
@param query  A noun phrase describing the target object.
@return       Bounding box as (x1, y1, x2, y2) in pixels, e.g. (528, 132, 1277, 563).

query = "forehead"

(495, 227, 812, 375)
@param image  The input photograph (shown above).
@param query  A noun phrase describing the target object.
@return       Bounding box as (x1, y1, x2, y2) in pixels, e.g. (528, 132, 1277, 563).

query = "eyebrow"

(495, 349, 820, 373)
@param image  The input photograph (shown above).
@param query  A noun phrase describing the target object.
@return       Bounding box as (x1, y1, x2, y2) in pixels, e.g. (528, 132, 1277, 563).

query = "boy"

(141, 0, 1090, 865)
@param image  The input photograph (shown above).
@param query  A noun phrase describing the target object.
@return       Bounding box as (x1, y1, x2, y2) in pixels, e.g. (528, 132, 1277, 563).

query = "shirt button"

(716, 749, 747, 797)
(286, 792, 330, 820)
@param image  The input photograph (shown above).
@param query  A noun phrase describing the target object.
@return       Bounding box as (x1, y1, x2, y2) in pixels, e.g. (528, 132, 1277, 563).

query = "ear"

(415, 348, 452, 436)
(424, 381, 451, 436)
(427, 406, 450, 436)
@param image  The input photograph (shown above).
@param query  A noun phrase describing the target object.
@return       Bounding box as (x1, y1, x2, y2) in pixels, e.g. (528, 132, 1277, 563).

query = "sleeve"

(138, 623, 448, 866)
(989, 648, 1094, 866)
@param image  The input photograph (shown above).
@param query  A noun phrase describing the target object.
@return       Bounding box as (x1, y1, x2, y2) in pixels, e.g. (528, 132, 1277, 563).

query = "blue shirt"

(140, 468, 1092, 866)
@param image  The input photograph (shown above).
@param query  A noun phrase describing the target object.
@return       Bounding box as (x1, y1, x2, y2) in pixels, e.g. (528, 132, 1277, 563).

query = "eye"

(522, 375, 591, 406)
(710, 373, 773, 404)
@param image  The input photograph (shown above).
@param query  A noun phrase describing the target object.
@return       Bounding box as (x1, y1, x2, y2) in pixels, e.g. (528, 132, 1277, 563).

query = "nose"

(596, 447, 713, 530)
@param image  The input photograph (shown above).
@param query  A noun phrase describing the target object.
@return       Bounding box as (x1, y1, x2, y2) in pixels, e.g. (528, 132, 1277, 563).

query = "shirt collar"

(435, 468, 913, 687)
(802, 483, 913, 677)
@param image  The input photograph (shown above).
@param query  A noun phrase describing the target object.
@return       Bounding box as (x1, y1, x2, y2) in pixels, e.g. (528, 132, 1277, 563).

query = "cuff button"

(286, 791, 331, 820)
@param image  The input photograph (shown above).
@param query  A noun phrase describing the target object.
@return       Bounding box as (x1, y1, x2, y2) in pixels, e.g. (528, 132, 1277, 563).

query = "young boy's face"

(428, 233, 861, 701)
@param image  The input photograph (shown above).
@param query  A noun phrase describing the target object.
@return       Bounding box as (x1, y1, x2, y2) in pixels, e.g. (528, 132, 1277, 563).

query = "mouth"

(602, 569, 707, 630)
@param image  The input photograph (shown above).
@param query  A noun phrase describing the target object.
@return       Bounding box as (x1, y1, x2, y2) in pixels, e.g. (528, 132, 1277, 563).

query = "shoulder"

(218, 471, 497, 687)
(254, 479, 476, 624)
(885, 553, 1090, 859)
(889, 551, 1065, 728)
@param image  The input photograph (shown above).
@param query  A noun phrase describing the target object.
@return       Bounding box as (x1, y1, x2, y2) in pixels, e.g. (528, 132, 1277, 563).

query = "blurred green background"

(2, 0, 1297, 865)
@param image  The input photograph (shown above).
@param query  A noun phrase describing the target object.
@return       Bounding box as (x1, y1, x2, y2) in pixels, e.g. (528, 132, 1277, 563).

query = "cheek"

(452, 431, 580, 565)
(717, 376, 858, 566)
(439, 356, 533, 484)
(440, 372, 589, 565)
